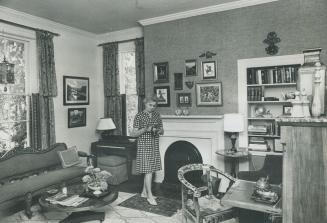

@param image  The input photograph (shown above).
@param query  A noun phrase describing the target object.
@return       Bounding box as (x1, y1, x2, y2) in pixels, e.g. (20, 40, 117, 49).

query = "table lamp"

(96, 118, 116, 139)
(224, 113, 244, 153)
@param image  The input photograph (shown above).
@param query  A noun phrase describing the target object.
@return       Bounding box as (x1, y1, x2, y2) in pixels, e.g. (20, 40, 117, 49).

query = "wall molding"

(0, 6, 96, 38)
(96, 27, 143, 45)
(138, 0, 279, 26)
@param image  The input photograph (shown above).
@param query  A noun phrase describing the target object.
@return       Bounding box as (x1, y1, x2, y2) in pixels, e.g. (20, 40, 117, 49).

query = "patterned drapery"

(102, 42, 122, 135)
(32, 30, 57, 149)
(135, 38, 145, 112)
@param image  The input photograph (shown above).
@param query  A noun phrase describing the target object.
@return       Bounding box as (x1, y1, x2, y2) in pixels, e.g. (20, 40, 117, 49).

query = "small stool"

(98, 155, 128, 185)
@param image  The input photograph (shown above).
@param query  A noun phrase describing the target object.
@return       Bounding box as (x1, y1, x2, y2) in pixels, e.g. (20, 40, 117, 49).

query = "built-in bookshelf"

(246, 64, 300, 153)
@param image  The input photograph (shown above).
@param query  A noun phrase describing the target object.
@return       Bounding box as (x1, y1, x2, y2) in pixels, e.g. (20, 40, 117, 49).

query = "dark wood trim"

(0, 19, 60, 36)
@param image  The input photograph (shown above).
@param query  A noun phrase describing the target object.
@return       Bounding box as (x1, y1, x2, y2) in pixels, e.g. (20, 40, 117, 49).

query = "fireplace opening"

(163, 140, 203, 186)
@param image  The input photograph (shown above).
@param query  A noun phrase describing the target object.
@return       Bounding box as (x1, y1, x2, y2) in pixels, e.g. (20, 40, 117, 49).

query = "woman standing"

(130, 96, 164, 205)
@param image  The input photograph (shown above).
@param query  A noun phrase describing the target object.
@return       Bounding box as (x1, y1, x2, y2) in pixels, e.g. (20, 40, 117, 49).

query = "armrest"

(78, 151, 96, 166)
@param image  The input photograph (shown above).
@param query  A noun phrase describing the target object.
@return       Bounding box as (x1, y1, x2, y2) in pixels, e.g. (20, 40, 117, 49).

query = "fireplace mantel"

(155, 115, 225, 183)
(161, 115, 223, 120)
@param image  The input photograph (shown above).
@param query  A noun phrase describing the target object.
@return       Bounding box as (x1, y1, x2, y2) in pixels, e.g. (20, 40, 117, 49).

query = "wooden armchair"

(177, 163, 238, 223)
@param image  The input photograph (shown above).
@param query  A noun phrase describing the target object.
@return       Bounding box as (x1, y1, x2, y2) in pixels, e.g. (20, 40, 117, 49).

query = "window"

(0, 36, 30, 156)
(118, 42, 138, 135)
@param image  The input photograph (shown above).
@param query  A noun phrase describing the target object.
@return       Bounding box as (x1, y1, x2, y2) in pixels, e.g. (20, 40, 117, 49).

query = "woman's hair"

(143, 95, 158, 104)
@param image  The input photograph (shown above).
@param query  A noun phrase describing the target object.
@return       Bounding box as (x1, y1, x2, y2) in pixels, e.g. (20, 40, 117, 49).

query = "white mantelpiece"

(155, 115, 225, 183)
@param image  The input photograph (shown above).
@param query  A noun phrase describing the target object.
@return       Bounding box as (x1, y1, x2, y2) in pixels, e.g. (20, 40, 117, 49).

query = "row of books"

(247, 87, 263, 101)
(247, 66, 299, 85)
(248, 122, 280, 136)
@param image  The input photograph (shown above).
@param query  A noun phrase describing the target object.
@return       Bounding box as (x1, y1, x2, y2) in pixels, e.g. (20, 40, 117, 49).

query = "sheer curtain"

(30, 30, 57, 150)
(102, 43, 123, 135)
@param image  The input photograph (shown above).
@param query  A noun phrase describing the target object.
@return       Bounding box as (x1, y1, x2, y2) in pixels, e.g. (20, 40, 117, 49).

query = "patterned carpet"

(118, 194, 182, 217)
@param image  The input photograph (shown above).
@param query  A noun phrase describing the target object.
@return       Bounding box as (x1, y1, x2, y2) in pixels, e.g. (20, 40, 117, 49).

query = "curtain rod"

(0, 19, 60, 36)
(97, 37, 143, 47)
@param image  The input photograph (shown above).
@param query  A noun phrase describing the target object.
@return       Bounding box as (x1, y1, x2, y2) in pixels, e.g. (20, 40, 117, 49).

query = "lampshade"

(223, 113, 244, 132)
(96, 118, 116, 131)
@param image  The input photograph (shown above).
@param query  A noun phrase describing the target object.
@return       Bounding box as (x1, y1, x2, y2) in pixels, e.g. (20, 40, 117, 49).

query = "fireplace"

(155, 115, 225, 183)
(163, 140, 202, 185)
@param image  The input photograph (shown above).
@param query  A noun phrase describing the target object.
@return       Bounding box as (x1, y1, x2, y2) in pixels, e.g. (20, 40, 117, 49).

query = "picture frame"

(177, 93, 192, 107)
(185, 59, 197, 76)
(195, 82, 222, 106)
(174, 73, 183, 90)
(68, 108, 86, 128)
(283, 105, 293, 116)
(154, 86, 170, 107)
(153, 62, 169, 83)
(201, 60, 217, 79)
(63, 76, 89, 105)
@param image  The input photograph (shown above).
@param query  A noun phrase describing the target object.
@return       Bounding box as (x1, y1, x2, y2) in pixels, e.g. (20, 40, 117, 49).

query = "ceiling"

(0, 0, 240, 34)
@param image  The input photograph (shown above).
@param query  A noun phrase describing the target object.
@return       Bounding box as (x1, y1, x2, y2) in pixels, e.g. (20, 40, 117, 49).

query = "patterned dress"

(133, 110, 163, 174)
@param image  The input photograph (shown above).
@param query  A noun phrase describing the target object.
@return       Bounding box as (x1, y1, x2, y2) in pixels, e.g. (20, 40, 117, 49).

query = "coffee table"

(39, 183, 118, 223)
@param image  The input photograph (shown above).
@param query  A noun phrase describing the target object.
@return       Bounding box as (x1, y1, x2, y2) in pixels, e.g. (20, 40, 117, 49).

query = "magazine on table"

(46, 193, 89, 207)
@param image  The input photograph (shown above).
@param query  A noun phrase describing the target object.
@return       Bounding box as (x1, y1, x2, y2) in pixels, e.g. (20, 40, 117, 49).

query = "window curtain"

(102, 43, 123, 135)
(135, 38, 145, 112)
(30, 30, 57, 150)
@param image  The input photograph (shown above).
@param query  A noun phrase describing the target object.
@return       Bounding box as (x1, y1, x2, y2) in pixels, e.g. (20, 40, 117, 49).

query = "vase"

(312, 73, 322, 117)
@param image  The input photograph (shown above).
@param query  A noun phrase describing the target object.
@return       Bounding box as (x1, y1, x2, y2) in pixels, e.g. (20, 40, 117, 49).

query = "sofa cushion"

(98, 155, 126, 167)
(0, 165, 84, 203)
(0, 143, 67, 181)
(57, 146, 81, 168)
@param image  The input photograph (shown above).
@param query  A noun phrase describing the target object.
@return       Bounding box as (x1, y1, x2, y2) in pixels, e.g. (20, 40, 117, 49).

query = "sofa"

(0, 143, 85, 218)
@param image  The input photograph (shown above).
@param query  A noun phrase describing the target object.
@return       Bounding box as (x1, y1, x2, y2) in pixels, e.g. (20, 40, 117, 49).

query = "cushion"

(0, 166, 84, 203)
(97, 155, 127, 167)
(57, 146, 81, 168)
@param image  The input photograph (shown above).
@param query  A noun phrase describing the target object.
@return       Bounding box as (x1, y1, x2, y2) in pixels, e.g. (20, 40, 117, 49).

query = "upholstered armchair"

(178, 163, 238, 223)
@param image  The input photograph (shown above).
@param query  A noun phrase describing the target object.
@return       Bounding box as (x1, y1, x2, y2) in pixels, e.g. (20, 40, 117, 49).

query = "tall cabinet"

(279, 118, 327, 223)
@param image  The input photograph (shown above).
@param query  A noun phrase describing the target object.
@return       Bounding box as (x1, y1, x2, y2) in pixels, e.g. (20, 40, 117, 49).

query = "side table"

(216, 149, 249, 177)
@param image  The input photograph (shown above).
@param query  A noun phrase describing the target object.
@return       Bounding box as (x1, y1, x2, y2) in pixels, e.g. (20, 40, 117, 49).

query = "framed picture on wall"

(174, 73, 183, 90)
(154, 86, 170, 107)
(185, 59, 197, 76)
(195, 82, 222, 106)
(201, 61, 217, 79)
(177, 93, 192, 107)
(68, 108, 86, 128)
(153, 62, 169, 83)
(63, 76, 89, 105)
(283, 105, 293, 116)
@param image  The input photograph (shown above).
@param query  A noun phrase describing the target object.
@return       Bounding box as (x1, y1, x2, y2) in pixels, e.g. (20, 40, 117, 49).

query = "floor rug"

(118, 194, 182, 217)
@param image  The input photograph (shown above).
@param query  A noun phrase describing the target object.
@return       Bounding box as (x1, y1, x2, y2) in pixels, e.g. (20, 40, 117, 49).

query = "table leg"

(230, 159, 237, 178)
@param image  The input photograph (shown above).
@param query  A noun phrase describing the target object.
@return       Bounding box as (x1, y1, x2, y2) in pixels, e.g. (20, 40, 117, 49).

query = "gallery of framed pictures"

(153, 62, 169, 83)
(68, 108, 86, 128)
(195, 82, 222, 106)
(154, 86, 170, 107)
(63, 76, 89, 105)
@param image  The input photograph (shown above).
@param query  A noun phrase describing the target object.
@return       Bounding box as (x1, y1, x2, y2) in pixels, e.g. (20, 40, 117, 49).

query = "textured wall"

(144, 0, 327, 115)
